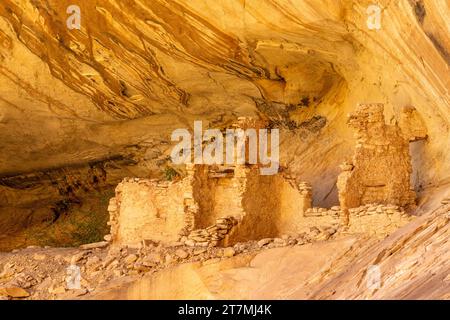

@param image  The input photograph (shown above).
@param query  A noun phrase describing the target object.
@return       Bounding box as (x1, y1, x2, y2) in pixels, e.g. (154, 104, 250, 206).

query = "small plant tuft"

(163, 167, 180, 181)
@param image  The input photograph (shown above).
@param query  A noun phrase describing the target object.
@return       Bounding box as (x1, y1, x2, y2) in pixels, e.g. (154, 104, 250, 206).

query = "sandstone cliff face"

(1, 0, 448, 206)
(0, 0, 448, 299)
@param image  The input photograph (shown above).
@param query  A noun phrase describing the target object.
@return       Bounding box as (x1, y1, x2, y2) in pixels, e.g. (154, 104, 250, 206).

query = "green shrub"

(163, 167, 179, 181)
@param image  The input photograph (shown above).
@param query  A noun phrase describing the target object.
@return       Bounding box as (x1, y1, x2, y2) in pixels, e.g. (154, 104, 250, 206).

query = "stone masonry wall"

(107, 163, 310, 248)
(302, 203, 412, 238)
(226, 167, 309, 244)
(107, 177, 194, 247)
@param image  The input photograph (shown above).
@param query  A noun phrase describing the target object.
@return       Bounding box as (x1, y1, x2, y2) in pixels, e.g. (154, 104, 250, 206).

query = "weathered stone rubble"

(1, 199, 447, 300)
(305, 203, 405, 217)
(0, 223, 338, 300)
(304, 203, 411, 237)
(182, 216, 238, 247)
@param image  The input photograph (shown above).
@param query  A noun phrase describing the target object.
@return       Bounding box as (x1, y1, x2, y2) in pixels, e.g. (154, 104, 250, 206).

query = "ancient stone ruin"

(107, 163, 312, 248)
(1, 0, 449, 301)
(337, 103, 416, 224)
(106, 105, 417, 248)
(106, 117, 315, 248)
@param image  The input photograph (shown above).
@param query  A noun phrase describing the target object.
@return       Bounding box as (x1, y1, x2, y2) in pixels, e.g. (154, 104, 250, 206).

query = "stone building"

(106, 107, 416, 248)
(107, 164, 311, 247)
(337, 103, 416, 223)
(107, 117, 310, 247)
